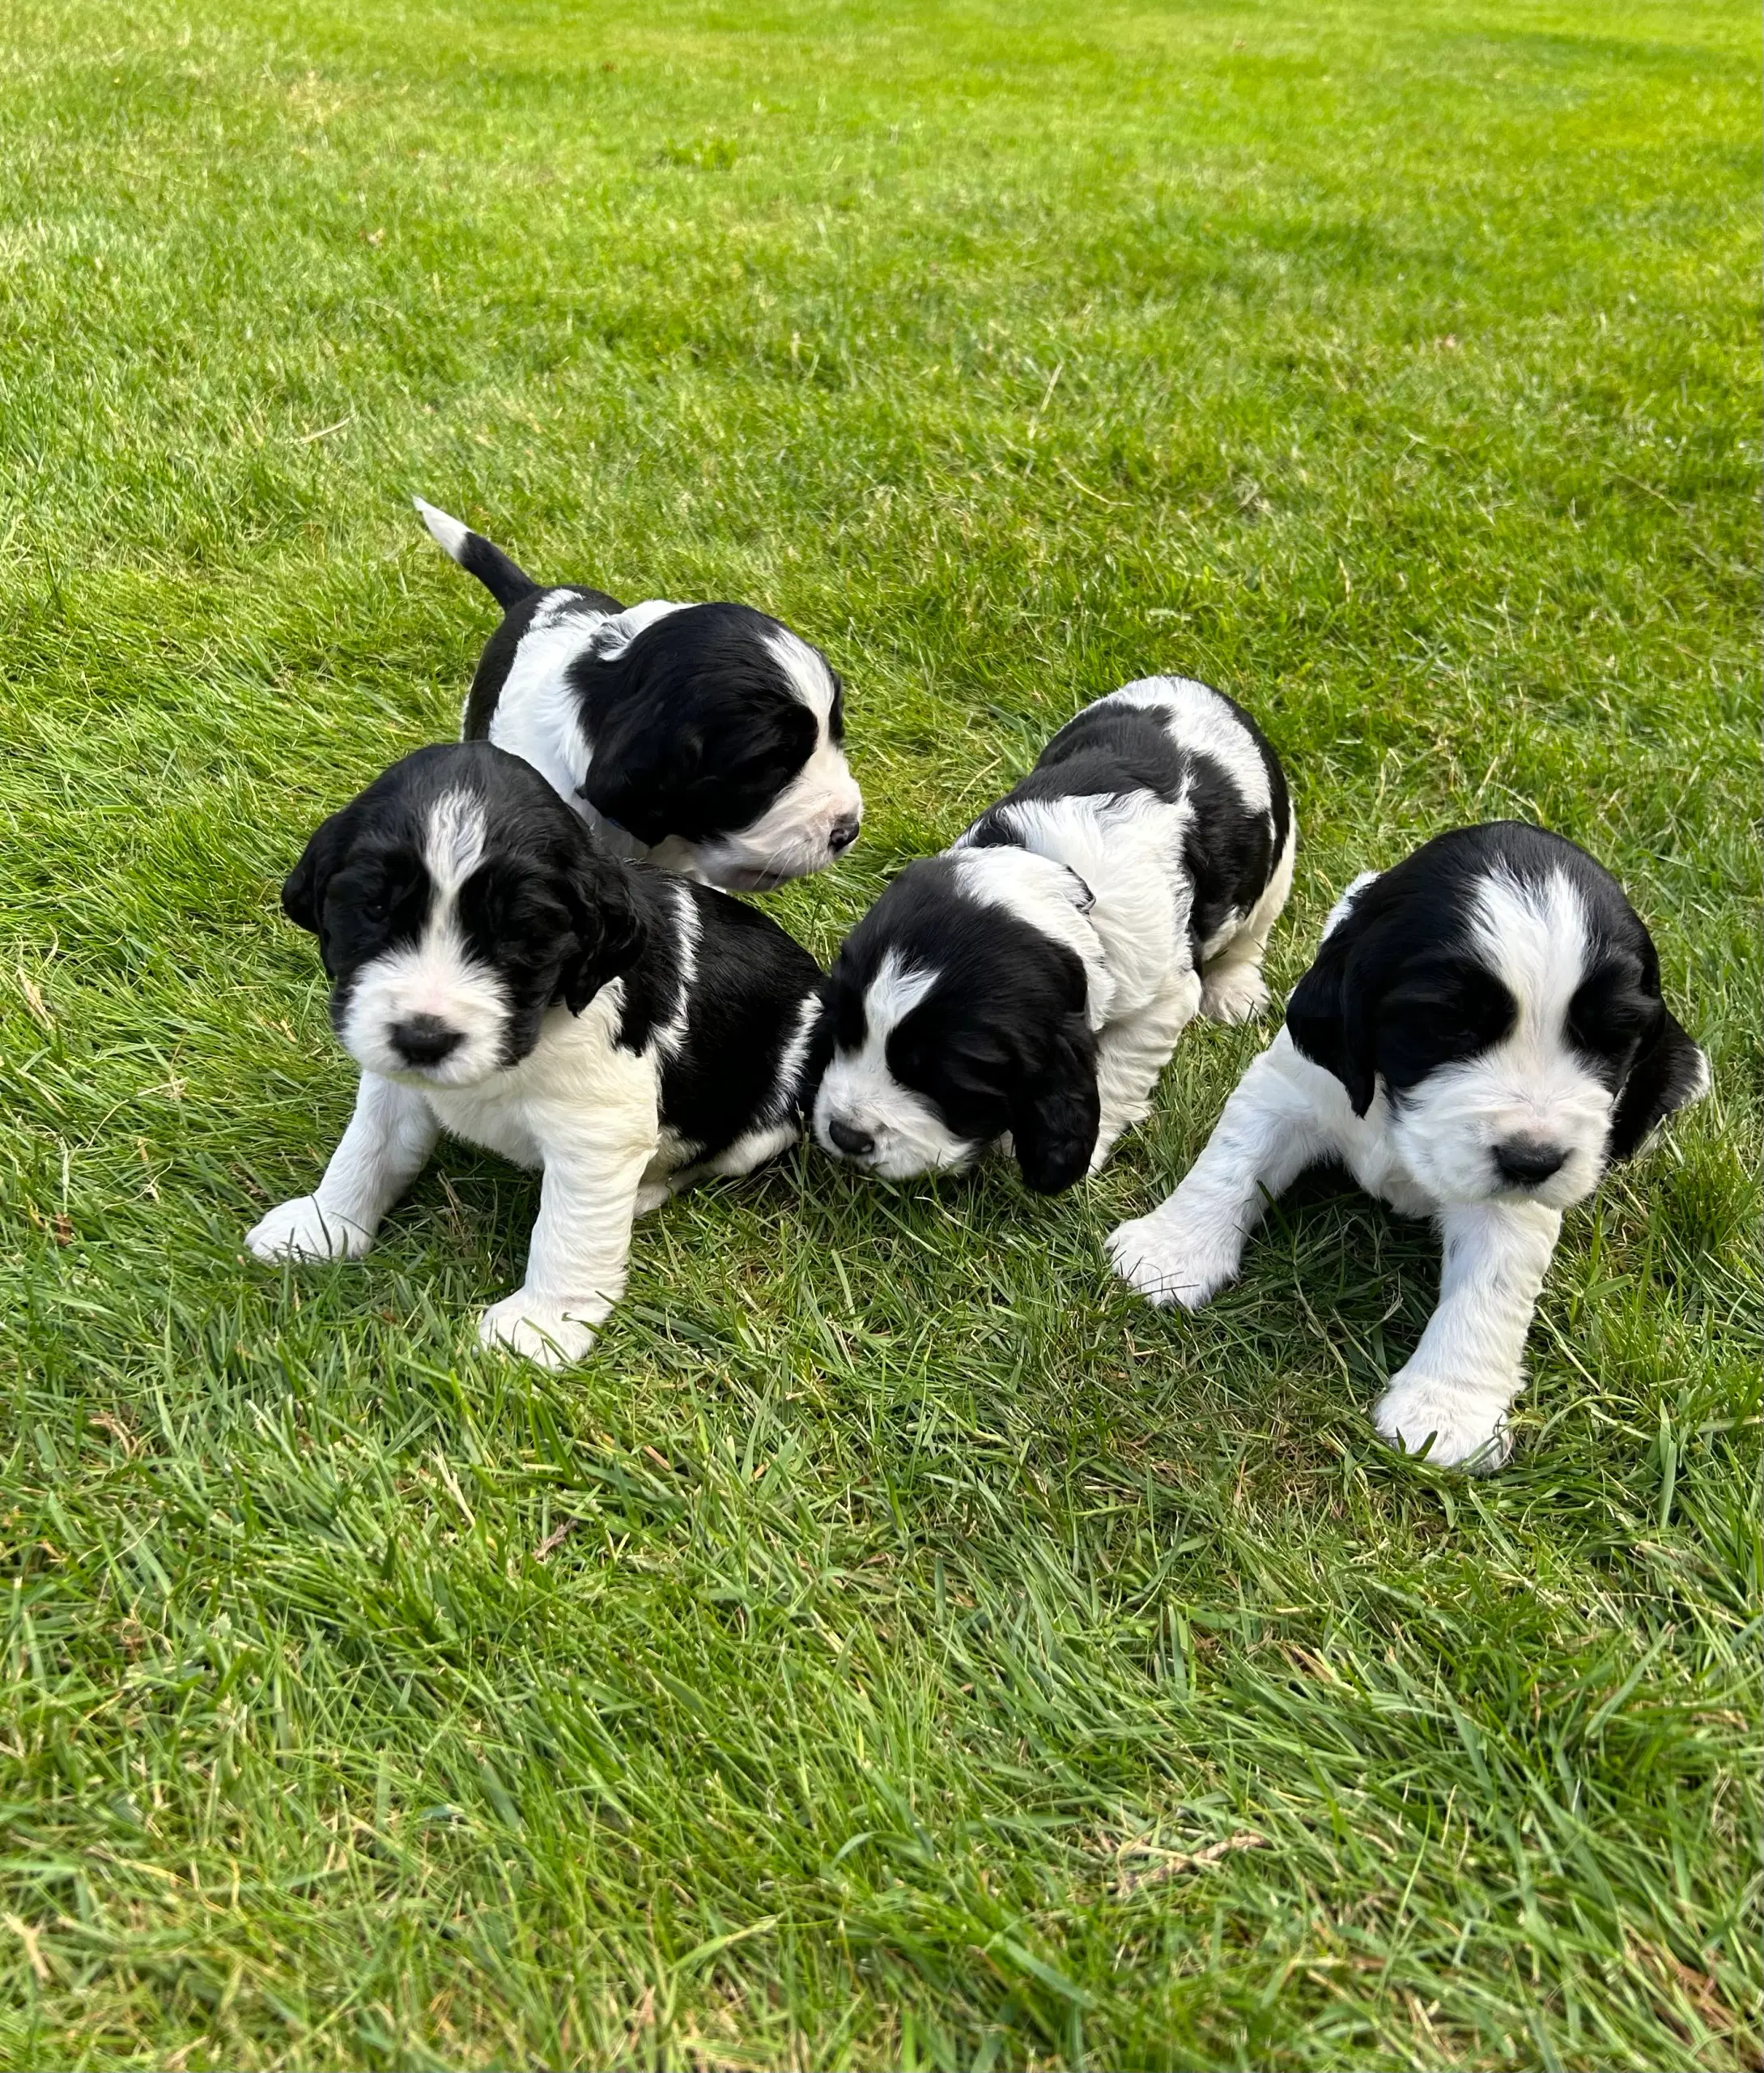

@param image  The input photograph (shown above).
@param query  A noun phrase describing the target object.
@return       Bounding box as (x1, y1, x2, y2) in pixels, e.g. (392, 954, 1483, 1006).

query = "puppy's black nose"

(828, 815, 861, 854)
(1494, 1138, 1566, 1186)
(828, 1118, 875, 1158)
(392, 1015, 463, 1067)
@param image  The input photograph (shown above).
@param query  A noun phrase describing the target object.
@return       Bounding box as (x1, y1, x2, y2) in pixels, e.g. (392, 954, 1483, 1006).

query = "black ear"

(556, 852, 648, 1015)
(1008, 1019, 1100, 1194)
(582, 722, 705, 848)
(1608, 1007, 1708, 1160)
(280, 807, 352, 947)
(1285, 923, 1380, 1116)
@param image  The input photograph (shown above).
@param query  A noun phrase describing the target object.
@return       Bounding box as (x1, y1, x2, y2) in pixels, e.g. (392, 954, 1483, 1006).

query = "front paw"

(1199, 966, 1269, 1025)
(246, 1196, 372, 1263)
(476, 1292, 602, 1369)
(1107, 1209, 1240, 1310)
(1372, 1373, 1513, 1474)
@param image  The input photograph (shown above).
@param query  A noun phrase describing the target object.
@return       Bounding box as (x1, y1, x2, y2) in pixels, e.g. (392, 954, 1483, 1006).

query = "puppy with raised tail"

(1109, 823, 1709, 1471)
(415, 498, 863, 892)
(813, 677, 1294, 1190)
(246, 743, 827, 1366)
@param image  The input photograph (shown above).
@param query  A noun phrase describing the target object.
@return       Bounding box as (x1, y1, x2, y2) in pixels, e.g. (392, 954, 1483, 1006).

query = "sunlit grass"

(0, 1, 1758, 2065)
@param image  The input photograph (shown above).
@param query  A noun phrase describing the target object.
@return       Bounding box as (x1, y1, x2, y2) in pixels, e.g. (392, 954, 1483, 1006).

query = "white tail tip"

(413, 496, 471, 562)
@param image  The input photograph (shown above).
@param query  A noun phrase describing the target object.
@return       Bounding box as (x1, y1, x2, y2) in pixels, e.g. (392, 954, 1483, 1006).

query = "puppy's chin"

(844, 1137, 980, 1182)
(688, 752, 865, 892)
(690, 830, 852, 893)
(705, 861, 797, 894)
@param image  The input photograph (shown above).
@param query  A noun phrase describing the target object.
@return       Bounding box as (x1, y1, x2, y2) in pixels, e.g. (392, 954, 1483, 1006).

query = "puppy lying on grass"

(1109, 823, 1708, 1471)
(247, 742, 826, 1366)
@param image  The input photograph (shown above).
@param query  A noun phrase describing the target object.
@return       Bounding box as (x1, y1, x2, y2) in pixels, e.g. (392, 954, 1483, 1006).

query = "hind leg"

(1090, 967, 1205, 1174)
(635, 1120, 799, 1215)
(1199, 814, 1296, 1024)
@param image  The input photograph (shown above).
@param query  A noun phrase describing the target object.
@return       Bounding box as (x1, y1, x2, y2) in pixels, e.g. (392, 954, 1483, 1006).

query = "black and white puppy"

(813, 677, 1294, 1190)
(415, 498, 863, 892)
(245, 742, 825, 1366)
(1109, 822, 1709, 1471)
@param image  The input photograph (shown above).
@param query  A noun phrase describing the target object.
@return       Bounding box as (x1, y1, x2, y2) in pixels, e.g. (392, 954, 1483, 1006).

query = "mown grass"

(0, 1, 1758, 2066)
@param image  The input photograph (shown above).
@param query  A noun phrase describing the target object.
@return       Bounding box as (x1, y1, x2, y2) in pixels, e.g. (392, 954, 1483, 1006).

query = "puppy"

(415, 498, 863, 891)
(1109, 822, 1709, 1471)
(246, 742, 826, 1366)
(813, 676, 1294, 1190)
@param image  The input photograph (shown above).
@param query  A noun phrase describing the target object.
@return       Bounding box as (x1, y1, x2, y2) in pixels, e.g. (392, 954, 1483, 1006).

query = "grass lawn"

(1, 0, 1758, 2064)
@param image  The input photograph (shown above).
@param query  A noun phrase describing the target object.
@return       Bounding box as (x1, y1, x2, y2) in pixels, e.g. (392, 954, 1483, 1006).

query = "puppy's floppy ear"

(1608, 1006, 1708, 1160)
(555, 849, 648, 1015)
(1285, 920, 1381, 1117)
(1009, 1017, 1100, 1194)
(280, 807, 352, 950)
(583, 722, 705, 849)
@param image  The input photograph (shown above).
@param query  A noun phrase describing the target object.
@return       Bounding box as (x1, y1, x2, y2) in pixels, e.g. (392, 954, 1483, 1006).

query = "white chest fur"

(419, 986, 661, 1172)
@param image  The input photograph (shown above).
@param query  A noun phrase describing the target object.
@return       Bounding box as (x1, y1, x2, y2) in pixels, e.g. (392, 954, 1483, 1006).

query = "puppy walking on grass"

(416, 498, 863, 892)
(1109, 824, 1709, 1471)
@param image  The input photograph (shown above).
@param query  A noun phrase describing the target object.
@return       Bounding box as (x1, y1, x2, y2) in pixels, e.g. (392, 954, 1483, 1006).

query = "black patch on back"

(643, 884, 825, 1156)
(967, 690, 1289, 960)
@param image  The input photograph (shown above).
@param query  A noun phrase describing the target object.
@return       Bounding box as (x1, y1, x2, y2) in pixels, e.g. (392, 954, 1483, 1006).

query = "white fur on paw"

(1199, 966, 1270, 1025)
(1373, 1373, 1513, 1474)
(476, 1292, 600, 1368)
(246, 1196, 372, 1263)
(1106, 1211, 1239, 1310)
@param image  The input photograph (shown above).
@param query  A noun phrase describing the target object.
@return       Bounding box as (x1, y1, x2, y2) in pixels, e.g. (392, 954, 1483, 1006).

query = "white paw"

(475, 1292, 602, 1369)
(1107, 1211, 1241, 1310)
(1372, 1373, 1513, 1473)
(1199, 966, 1269, 1025)
(245, 1195, 373, 1263)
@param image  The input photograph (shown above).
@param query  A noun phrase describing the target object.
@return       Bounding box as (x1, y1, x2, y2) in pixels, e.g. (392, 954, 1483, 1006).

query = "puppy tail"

(413, 497, 538, 610)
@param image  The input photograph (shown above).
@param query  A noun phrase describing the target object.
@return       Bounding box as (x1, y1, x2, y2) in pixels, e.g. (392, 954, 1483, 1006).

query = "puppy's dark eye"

(362, 895, 390, 922)
(1568, 957, 1651, 1058)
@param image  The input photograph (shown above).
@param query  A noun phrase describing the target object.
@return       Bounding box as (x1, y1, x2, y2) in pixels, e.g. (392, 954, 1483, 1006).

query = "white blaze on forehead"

(423, 790, 487, 896)
(850, 949, 937, 1051)
(767, 628, 839, 724)
(1469, 865, 1590, 1036)
(815, 948, 969, 1177)
(335, 786, 508, 1088)
(1105, 676, 1273, 817)
(1383, 860, 1613, 1211)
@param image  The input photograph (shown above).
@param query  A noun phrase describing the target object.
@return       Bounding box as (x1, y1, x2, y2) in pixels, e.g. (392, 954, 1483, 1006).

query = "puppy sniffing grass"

(814, 677, 1293, 1190)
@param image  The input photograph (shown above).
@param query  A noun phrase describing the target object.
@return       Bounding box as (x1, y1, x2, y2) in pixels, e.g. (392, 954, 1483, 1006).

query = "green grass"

(0, 0, 1758, 2065)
